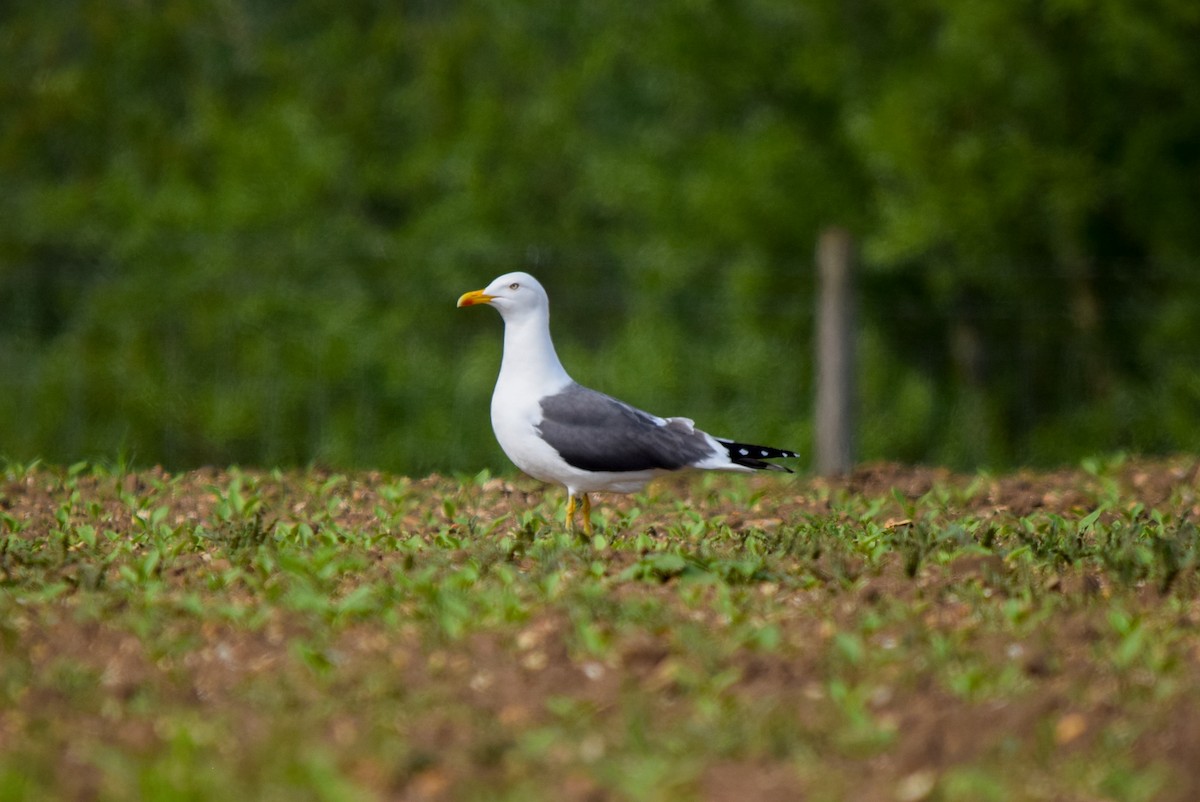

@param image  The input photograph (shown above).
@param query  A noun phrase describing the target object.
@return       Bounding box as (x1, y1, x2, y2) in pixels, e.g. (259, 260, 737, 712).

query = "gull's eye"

(509, 282, 520, 290)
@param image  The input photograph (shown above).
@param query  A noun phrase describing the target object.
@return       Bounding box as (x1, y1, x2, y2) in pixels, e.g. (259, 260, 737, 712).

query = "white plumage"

(457, 271, 798, 532)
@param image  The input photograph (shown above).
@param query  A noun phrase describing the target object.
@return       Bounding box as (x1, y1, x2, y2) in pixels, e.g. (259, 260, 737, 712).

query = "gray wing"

(536, 383, 717, 473)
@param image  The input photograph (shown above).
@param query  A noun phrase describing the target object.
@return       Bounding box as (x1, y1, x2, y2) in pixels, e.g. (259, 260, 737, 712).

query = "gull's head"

(456, 272, 549, 323)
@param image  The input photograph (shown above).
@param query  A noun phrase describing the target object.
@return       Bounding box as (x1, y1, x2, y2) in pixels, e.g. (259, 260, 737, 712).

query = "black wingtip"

(719, 440, 800, 472)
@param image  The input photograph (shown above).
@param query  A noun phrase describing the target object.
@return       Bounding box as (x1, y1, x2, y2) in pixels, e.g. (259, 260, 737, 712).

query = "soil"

(2, 457, 1199, 801)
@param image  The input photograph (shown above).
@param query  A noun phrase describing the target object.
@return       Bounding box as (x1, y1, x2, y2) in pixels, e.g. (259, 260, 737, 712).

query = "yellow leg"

(565, 493, 594, 535)
(580, 493, 593, 536)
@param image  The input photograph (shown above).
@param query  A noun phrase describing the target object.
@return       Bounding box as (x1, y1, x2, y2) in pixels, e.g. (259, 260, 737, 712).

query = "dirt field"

(1, 457, 1198, 801)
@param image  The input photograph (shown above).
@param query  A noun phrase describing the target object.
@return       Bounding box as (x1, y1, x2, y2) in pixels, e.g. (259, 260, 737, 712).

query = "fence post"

(815, 226, 856, 475)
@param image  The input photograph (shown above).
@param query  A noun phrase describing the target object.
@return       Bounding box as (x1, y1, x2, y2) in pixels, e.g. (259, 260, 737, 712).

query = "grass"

(0, 457, 1199, 801)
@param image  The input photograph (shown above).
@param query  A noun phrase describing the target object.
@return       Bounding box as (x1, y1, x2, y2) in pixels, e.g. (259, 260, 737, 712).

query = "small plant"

(0, 460, 1195, 801)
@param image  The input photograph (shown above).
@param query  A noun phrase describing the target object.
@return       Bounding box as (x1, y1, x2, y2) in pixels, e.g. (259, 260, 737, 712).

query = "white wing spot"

(739, 448, 749, 456)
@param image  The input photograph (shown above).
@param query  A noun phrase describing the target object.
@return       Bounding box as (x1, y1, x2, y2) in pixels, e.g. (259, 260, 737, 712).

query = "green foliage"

(1, 462, 1198, 799)
(2, 0, 1199, 470)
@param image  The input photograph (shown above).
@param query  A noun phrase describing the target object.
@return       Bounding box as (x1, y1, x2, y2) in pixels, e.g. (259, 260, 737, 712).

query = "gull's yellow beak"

(456, 289, 495, 308)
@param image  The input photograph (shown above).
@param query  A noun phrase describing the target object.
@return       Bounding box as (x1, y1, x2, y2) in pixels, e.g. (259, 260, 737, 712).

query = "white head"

(456, 271, 550, 324)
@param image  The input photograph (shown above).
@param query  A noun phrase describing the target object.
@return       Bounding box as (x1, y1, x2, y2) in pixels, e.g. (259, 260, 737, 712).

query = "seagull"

(457, 272, 799, 534)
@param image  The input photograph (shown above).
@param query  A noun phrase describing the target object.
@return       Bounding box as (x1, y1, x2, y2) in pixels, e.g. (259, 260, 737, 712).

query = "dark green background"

(3, 0, 1198, 473)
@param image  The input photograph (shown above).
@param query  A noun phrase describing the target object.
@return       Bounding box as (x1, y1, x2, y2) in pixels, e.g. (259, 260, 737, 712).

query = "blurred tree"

(0, 0, 1197, 471)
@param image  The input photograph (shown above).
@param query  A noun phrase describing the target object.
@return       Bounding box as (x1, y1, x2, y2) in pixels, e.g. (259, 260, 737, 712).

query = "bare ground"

(1, 457, 1199, 801)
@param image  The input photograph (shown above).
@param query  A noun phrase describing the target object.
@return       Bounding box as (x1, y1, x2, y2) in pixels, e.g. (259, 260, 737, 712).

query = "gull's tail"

(716, 438, 799, 473)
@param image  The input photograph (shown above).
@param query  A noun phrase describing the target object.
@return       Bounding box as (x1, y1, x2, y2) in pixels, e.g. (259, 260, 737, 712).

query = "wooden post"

(815, 226, 856, 475)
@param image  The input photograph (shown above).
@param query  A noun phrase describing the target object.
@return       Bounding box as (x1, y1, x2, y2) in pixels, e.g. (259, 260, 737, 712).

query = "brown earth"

(2, 457, 1199, 801)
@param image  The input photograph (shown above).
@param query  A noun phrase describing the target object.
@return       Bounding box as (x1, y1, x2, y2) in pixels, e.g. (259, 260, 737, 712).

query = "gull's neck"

(498, 311, 572, 393)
